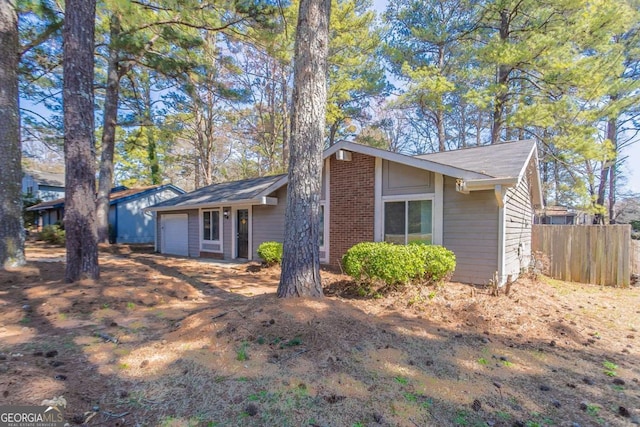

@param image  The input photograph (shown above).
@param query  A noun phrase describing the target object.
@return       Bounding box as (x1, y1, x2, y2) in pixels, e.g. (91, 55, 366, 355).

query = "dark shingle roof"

(25, 170, 65, 187)
(28, 185, 182, 211)
(150, 174, 287, 210)
(415, 140, 536, 179)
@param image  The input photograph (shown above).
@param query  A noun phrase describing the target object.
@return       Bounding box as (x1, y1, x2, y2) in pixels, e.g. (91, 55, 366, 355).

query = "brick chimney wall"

(328, 152, 375, 267)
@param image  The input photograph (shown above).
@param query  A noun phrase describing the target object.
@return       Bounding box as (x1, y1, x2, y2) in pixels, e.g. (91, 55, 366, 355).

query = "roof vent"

(335, 150, 352, 161)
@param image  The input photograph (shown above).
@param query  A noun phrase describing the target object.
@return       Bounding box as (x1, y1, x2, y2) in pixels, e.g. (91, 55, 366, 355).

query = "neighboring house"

(535, 206, 577, 225)
(148, 140, 543, 285)
(28, 185, 185, 244)
(22, 170, 65, 202)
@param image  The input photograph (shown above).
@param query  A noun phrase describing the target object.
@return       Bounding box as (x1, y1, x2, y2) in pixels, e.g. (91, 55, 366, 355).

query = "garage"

(161, 213, 189, 256)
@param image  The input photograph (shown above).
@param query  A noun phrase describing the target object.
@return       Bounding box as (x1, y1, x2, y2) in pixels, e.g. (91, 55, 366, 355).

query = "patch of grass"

(477, 357, 489, 366)
(408, 293, 426, 306)
(117, 362, 129, 370)
(395, 376, 409, 385)
(256, 336, 266, 345)
(586, 403, 600, 417)
(236, 341, 249, 361)
(404, 392, 417, 402)
(454, 410, 469, 426)
(279, 336, 302, 348)
(501, 360, 514, 367)
(247, 390, 268, 401)
(496, 411, 511, 420)
(603, 360, 617, 377)
(57, 313, 67, 321)
(101, 303, 110, 309)
(19, 317, 31, 325)
(126, 302, 136, 310)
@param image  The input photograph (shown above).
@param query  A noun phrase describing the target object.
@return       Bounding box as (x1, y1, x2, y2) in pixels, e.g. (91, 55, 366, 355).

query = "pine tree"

(278, 0, 331, 298)
(63, 0, 99, 282)
(0, 0, 25, 268)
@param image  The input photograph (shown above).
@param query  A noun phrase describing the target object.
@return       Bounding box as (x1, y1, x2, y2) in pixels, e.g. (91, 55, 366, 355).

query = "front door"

(237, 209, 249, 258)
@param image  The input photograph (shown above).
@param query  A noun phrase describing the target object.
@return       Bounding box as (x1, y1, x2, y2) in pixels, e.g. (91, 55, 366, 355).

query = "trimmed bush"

(411, 243, 457, 282)
(257, 241, 283, 265)
(342, 241, 455, 286)
(39, 224, 65, 245)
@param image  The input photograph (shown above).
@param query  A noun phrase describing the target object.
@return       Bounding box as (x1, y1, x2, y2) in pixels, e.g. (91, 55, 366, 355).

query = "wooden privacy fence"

(633, 240, 640, 277)
(531, 225, 631, 287)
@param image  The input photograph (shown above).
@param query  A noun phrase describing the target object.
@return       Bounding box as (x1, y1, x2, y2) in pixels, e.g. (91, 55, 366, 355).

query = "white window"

(384, 199, 433, 245)
(202, 210, 221, 242)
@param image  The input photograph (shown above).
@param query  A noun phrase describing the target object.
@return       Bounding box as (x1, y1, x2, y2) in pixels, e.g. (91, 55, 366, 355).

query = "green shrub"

(342, 241, 455, 286)
(411, 243, 457, 282)
(257, 241, 283, 265)
(39, 224, 65, 245)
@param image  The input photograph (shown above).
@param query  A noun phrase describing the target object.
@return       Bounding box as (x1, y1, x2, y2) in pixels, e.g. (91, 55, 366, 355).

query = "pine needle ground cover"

(0, 241, 638, 426)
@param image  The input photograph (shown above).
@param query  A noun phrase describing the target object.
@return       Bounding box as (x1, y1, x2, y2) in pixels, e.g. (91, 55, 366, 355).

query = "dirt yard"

(1, 242, 639, 427)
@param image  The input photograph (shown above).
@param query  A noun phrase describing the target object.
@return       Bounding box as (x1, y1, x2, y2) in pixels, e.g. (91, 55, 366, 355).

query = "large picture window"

(384, 200, 432, 245)
(202, 210, 220, 241)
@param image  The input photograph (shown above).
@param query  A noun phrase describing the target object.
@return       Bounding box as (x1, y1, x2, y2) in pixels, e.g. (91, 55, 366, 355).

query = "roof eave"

(456, 177, 519, 193)
(145, 196, 278, 213)
(325, 141, 490, 179)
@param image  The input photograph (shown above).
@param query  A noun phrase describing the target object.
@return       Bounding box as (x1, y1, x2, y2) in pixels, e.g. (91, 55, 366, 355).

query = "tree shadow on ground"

(0, 251, 638, 426)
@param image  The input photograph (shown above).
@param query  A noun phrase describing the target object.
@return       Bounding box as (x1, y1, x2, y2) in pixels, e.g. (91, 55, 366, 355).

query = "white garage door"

(161, 214, 189, 256)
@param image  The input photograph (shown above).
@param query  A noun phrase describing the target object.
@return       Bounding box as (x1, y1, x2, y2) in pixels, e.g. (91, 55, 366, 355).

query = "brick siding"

(329, 152, 375, 267)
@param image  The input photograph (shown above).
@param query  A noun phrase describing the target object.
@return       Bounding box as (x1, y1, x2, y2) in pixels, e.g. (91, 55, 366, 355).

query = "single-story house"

(22, 170, 66, 202)
(28, 184, 184, 244)
(147, 140, 543, 285)
(534, 205, 590, 225)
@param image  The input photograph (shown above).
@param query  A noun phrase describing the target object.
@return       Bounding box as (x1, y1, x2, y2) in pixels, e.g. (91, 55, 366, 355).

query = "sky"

(372, 0, 640, 196)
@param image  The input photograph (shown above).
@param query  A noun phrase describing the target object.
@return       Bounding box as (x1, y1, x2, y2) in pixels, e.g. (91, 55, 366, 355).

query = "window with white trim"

(384, 200, 432, 244)
(202, 209, 221, 242)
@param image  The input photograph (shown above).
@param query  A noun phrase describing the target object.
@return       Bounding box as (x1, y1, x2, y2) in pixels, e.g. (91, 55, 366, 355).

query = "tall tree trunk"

(436, 110, 446, 151)
(0, 0, 25, 268)
(328, 121, 339, 146)
(595, 110, 617, 224)
(281, 71, 289, 170)
(436, 45, 446, 151)
(97, 13, 122, 243)
(491, 8, 510, 144)
(63, 0, 99, 282)
(142, 75, 160, 184)
(278, 0, 331, 298)
(607, 115, 617, 223)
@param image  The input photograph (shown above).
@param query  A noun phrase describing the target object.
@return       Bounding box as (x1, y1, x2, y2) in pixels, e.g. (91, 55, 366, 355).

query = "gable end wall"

(504, 175, 533, 280)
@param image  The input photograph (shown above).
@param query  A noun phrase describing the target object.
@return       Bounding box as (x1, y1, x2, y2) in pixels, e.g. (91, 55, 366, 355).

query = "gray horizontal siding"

(504, 175, 533, 280)
(223, 206, 232, 258)
(443, 176, 498, 284)
(187, 210, 199, 257)
(252, 187, 287, 259)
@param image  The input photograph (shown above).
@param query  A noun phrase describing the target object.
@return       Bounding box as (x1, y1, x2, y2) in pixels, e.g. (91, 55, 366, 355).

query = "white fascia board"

(510, 140, 543, 209)
(145, 197, 277, 212)
(257, 175, 289, 198)
(324, 141, 490, 180)
(457, 177, 519, 193)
